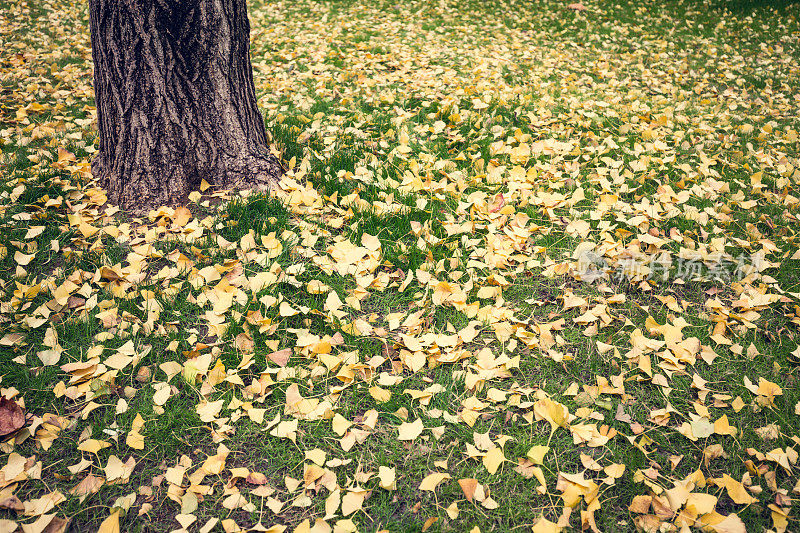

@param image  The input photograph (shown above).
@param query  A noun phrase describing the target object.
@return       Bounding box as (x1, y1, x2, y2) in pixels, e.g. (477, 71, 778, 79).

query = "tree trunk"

(89, 0, 283, 213)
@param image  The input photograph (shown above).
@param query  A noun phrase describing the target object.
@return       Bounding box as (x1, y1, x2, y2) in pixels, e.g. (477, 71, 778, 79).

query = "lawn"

(1, 0, 800, 531)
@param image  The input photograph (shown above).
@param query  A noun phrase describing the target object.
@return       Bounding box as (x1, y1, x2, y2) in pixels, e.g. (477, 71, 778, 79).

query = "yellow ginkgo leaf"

(324, 488, 340, 520)
(527, 445, 549, 465)
(77, 439, 111, 454)
(368, 386, 391, 403)
(305, 449, 326, 467)
(125, 413, 145, 450)
(713, 513, 747, 533)
(604, 463, 625, 479)
(397, 418, 424, 441)
(332, 413, 352, 437)
(306, 280, 330, 294)
(532, 515, 562, 533)
(722, 474, 757, 505)
(419, 472, 451, 492)
(341, 490, 367, 516)
(14, 251, 34, 266)
(325, 290, 344, 313)
(534, 397, 568, 436)
(685, 492, 717, 515)
(378, 466, 396, 490)
(714, 415, 737, 436)
(97, 510, 120, 533)
(279, 301, 299, 317)
(483, 446, 505, 475)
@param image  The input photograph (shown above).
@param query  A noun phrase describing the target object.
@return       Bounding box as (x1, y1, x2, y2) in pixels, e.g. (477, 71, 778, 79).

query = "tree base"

(89, 0, 281, 215)
(94, 152, 284, 215)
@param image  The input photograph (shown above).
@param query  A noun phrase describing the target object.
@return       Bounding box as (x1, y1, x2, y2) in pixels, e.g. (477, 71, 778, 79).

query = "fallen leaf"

(97, 510, 119, 533)
(0, 398, 25, 437)
(419, 472, 451, 492)
(483, 446, 505, 475)
(341, 490, 366, 516)
(722, 474, 757, 505)
(378, 466, 396, 490)
(459, 478, 478, 502)
(69, 474, 105, 503)
(397, 418, 424, 441)
(267, 349, 292, 367)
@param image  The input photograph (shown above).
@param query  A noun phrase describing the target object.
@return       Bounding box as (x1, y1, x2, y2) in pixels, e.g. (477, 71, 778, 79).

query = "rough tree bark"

(89, 0, 283, 213)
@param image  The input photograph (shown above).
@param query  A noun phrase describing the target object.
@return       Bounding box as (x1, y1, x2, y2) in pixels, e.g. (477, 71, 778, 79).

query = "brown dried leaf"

(0, 495, 23, 512)
(246, 472, 268, 485)
(267, 348, 291, 367)
(235, 332, 254, 354)
(0, 397, 25, 437)
(69, 474, 105, 503)
(458, 478, 478, 503)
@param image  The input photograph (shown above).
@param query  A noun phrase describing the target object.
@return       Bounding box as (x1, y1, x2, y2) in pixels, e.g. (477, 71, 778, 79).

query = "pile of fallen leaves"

(2, 0, 800, 531)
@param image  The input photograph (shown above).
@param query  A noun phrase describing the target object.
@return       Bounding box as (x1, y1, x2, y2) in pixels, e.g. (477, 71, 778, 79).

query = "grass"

(1, 0, 800, 531)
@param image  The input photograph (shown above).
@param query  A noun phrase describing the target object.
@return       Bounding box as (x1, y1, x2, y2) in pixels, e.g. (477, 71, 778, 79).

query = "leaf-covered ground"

(2, 0, 800, 531)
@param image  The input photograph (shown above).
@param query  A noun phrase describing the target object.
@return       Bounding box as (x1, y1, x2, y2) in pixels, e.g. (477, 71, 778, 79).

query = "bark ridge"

(90, 0, 283, 212)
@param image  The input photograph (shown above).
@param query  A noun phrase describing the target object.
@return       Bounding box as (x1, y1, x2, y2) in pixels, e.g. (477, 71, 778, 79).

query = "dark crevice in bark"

(89, 0, 283, 214)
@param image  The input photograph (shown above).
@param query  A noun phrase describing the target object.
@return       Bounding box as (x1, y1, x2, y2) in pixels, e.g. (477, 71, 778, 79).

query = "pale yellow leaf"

(527, 445, 549, 465)
(378, 466, 396, 490)
(397, 418, 424, 441)
(419, 472, 450, 492)
(97, 510, 120, 533)
(483, 446, 505, 475)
